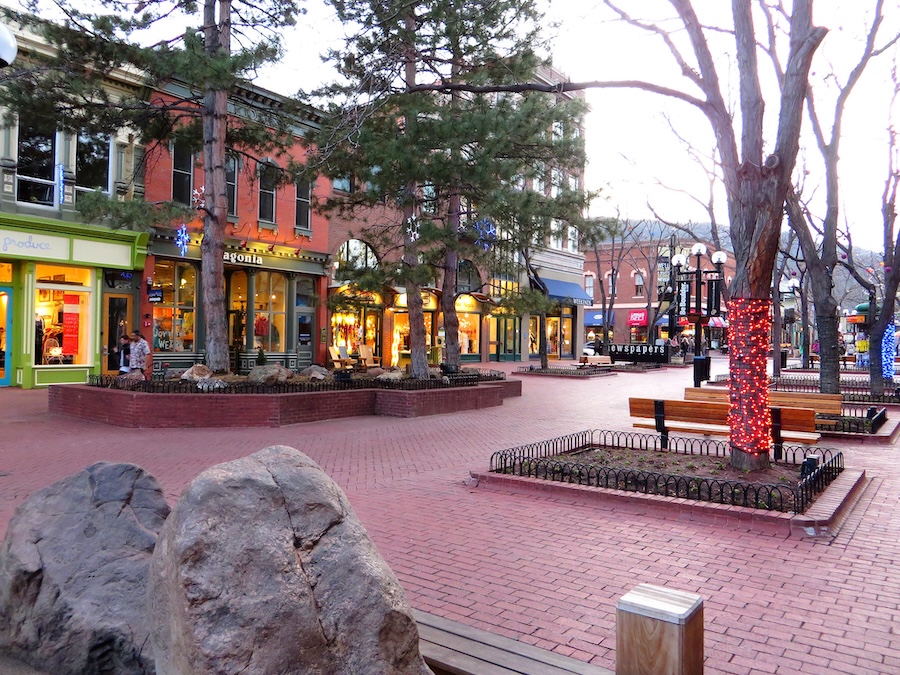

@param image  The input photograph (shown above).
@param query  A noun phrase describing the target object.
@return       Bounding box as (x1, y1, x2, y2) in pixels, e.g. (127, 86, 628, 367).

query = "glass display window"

(34, 264, 93, 366)
(151, 260, 197, 352)
(253, 271, 286, 352)
(455, 294, 482, 356)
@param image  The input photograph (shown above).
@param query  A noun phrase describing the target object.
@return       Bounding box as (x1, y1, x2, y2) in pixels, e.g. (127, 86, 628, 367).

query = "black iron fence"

(489, 429, 842, 513)
(88, 369, 500, 394)
(516, 365, 614, 377)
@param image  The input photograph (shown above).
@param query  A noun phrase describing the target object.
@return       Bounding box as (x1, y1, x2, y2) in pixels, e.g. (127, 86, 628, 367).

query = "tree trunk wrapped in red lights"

(728, 298, 771, 470)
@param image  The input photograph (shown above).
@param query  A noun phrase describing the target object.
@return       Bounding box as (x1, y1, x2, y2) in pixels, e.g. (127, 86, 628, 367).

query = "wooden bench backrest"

(629, 398, 730, 426)
(630, 397, 817, 432)
(684, 387, 842, 415)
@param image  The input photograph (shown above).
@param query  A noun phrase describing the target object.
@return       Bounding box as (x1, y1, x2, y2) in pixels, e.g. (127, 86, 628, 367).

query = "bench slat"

(684, 387, 843, 416)
(415, 610, 611, 675)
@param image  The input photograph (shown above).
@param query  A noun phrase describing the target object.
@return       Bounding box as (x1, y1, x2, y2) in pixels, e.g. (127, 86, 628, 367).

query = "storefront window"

(331, 291, 383, 354)
(528, 312, 573, 358)
(455, 295, 481, 355)
(151, 260, 196, 352)
(253, 271, 286, 351)
(34, 264, 92, 366)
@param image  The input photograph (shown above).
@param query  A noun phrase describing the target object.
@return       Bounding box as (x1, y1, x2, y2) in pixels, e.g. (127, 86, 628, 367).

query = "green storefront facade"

(0, 213, 148, 388)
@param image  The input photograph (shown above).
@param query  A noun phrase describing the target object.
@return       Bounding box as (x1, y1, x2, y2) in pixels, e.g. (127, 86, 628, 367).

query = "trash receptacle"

(692, 355, 711, 388)
(780, 350, 788, 369)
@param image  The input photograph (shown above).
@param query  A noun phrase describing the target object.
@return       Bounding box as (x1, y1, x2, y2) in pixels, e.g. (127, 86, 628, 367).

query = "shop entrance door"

(489, 316, 520, 361)
(103, 294, 132, 374)
(297, 312, 314, 367)
(0, 287, 11, 386)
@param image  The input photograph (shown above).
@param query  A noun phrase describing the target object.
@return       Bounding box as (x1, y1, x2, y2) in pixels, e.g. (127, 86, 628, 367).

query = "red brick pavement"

(2, 356, 899, 674)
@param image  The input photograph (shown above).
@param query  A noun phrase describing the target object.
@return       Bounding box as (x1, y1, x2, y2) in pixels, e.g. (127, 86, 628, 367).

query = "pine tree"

(2, 0, 304, 373)
(306, 0, 589, 377)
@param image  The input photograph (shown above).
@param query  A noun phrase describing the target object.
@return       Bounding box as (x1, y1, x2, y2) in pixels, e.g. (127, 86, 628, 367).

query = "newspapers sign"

(608, 343, 670, 364)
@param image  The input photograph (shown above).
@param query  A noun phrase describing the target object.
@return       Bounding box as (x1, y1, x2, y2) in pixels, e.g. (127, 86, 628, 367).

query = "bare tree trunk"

(800, 283, 812, 369)
(539, 313, 549, 370)
(200, 0, 231, 373)
(441, 243, 460, 371)
(403, 10, 429, 380)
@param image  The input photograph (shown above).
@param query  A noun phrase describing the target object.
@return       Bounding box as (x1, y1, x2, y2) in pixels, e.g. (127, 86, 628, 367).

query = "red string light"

(728, 298, 771, 456)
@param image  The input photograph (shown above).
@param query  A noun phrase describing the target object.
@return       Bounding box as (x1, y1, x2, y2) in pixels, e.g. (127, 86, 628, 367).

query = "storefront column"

(192, 261, 204, 352)
(245, 270, 257, 353)
(286, 273, 298, 353)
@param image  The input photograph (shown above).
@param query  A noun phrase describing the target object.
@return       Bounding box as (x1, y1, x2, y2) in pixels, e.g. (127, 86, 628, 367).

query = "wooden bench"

(415, 610, 611, 675)
(628, 397, 820, 452)
(684, 387, 843, 419)
(578, 355, 613, 368)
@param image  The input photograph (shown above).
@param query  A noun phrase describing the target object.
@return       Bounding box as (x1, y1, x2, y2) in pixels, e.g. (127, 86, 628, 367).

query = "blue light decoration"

(473, 218, 497, 251)
(175, 223, 190, 257)
(882, 326, 896, 379)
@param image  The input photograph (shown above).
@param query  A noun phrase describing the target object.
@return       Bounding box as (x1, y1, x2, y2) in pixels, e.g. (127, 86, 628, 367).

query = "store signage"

(148, 289, 164, 303)
(608, 343, 670, 364)
(0, 228, 69, 260)
(63, 294, 80, 356)
(224, 250, 263, 266)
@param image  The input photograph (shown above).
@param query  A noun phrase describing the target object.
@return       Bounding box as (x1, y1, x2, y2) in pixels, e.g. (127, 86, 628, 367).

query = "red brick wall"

(49, 383, 517, 428)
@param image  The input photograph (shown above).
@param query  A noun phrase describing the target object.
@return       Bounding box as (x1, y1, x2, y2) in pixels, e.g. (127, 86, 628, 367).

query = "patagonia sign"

(224, 250, 263, 266)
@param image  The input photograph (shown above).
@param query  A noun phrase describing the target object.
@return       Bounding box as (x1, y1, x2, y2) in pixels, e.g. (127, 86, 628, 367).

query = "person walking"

(128, 330, 152, 379)
(115, 334, 131, 374)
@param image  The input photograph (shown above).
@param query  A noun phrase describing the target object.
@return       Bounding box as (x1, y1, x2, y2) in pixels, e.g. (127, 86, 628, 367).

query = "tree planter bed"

(49, 379, 521, 428)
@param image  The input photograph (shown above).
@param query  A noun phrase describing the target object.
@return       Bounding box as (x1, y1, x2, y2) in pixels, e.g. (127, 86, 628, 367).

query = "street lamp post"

(671, 244, 727, 387)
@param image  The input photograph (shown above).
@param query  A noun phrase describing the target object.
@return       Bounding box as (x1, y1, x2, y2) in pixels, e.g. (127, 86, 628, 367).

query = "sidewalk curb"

(469, 468, 867, 539)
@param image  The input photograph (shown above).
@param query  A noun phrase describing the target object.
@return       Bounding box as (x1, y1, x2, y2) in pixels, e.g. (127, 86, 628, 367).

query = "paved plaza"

(1, 356, 899, 674)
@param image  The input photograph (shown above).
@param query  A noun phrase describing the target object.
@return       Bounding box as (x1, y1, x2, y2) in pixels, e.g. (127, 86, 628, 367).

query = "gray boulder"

(247, 363, 294, 385)
(148, 445, 431, 675)
(298, 364, 329, 378)
(181, 364, 213, 381)
(0, 462, 170, 675)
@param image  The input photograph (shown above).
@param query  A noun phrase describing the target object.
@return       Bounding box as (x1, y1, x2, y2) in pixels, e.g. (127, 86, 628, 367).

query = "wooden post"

(616, 584, 703, 675)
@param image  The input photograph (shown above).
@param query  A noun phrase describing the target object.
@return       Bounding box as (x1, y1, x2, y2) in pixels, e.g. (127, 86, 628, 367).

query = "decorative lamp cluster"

(728, 298, 771, 455)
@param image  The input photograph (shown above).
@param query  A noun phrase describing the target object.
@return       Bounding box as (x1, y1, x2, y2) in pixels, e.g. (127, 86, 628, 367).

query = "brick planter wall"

(49, 382, 517, 428)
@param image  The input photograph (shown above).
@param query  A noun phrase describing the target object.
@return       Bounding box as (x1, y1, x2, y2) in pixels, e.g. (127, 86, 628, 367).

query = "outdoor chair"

(358, 344, 381, 368)
(328, 346, 353, 370)
(337, 345, 359, 369)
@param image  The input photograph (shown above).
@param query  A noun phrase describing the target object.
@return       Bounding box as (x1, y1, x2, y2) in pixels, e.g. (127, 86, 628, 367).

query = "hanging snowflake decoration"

(192, 185, 206, 209)
(175, 223, 190, 257)
(405, 216, 420, 242)
(882, 325, 896, 380)
(473, 218, 497, 251)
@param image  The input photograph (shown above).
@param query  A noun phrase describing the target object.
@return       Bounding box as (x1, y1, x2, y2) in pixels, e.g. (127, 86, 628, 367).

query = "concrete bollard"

(616, 583, 703, 675)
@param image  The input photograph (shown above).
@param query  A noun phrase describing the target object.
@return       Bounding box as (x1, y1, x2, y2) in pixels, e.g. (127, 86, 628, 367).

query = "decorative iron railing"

(488, 429, 842, 513)
(515, 365, 614, 377)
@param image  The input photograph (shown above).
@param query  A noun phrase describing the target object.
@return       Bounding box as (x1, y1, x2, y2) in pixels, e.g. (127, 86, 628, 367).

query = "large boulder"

(0, 463, 170, 675)
(148, 445, 431, 675)
(247, 363, 294, 385)
(181, 364, 213, 382)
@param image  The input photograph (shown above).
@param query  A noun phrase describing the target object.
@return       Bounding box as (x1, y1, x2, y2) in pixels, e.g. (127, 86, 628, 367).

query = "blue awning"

(585, 311, 613, 327)
(542, 278, 593, 306)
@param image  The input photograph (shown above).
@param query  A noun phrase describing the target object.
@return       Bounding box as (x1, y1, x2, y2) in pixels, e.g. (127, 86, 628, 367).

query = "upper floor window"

(75, 131, 110, 202)
(17, 122, 56, 206)
(634, 273, 645, 298)
(258, 162, 278, 223)
(549, 219, 564, 250)
(566, 225, 579, 254)
(457, 259, 481, 294)
(532, 163, 545, 194)
(552, 121, 565, 140)
(295, 181, 311, 231)
(172, 140, 193, 206)
(584, 275, 595, 299)
(226, 155, 238, 217)
(333, 175, 352, 192)
(335, 239, 378, 279)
